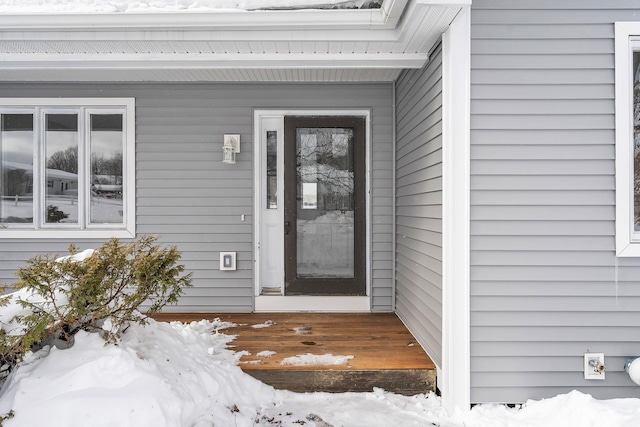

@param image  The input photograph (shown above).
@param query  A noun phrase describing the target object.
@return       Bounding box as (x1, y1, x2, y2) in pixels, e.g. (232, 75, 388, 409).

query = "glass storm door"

(284, 116, 366, 295)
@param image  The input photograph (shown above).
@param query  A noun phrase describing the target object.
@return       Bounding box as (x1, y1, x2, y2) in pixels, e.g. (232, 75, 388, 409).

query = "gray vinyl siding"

(394, 44, 443, 368)
(0, 82, 394, 312)
(471, 0, 640, 403)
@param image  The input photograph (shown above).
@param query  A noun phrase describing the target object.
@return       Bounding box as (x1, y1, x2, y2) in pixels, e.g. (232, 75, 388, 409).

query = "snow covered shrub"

(0, 235, 192, 377)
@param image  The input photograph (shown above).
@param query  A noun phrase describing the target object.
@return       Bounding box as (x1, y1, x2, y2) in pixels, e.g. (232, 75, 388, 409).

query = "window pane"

(635, 50, 640, 231)
(90, 114, 123, 224)
(1, 114, 34, 224)
(45, 114, 78, 224)
(296, 127, 355, 279)
(266, 130, 277, 209)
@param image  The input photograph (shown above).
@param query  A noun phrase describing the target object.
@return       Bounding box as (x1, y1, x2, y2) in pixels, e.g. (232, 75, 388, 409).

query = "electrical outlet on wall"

(219, 252, 237, 271)
(584, 353, 606, 380)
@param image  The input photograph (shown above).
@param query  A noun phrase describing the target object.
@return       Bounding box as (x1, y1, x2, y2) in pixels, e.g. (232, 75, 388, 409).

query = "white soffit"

(0, 0, 466, 82)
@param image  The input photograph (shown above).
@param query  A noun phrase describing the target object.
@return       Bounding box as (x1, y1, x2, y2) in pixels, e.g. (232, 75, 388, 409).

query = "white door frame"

(253, 109, 371, 312)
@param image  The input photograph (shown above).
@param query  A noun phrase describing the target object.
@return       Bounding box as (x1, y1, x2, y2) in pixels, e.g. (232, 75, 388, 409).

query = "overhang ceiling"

(0, 0, 466, 82)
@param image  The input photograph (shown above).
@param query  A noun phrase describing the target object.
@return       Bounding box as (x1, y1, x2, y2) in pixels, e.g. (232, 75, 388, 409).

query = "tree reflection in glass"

(296, 127, 355, 278)
(89, 114, 124, 225)
(45, 114, 78, 224)
(1, 114, 34, 224)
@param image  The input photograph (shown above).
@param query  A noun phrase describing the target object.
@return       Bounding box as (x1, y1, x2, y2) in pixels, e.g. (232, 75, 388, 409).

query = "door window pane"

(296, 127, 355, 278)
(89, 114, 123, 224)
(1, 114, 34, 224)
(44, 114, 78, 224)
(266, 130, 278, 209)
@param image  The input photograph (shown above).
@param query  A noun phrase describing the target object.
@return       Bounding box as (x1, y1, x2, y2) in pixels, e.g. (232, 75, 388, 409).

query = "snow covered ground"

(0, 317, 640, 427)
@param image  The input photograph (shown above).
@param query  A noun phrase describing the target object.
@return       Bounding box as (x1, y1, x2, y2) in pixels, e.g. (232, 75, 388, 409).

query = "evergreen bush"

(0, 235, 192, 380)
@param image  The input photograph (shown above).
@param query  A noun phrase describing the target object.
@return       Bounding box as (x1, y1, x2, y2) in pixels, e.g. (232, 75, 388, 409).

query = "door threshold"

(255, 296, 370, 312)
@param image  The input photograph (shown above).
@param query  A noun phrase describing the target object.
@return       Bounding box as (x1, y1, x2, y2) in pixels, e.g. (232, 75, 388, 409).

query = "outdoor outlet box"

(220, 252, 236, 271)
(584, 353, 606, 380)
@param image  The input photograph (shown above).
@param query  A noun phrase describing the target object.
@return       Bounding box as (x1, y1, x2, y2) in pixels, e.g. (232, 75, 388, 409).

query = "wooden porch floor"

(152, 312, 436, 395)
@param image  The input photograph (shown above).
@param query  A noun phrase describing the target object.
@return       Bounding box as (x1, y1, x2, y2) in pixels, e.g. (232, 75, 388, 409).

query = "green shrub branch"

(0, 235, 193, 381)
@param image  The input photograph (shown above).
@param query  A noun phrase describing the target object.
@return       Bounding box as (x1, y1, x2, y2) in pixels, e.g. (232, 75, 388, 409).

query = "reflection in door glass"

(45, 114, 78, 224)
(302, 182, 317, 209)
(296, 127, 355, 278)
(1, 114, 34, 225)
(266, 130, 278, 209)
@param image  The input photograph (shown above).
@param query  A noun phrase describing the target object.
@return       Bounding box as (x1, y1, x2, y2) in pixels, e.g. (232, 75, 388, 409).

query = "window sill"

(0, 229, 135, 239)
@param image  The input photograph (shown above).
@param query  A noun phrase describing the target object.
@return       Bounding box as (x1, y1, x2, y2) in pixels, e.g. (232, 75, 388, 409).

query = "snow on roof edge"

(0, 0, 382, 15)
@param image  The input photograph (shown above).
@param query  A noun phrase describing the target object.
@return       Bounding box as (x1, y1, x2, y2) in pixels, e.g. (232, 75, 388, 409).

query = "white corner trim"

(615, 22, 640, 257)
(441, 6, 470, 412)
(255, 296, 370, 312)
(381, 0, 410, 24)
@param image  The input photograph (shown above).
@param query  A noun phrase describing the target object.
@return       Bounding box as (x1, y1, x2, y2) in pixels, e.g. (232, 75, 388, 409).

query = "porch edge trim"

(255, 296, 371, 312)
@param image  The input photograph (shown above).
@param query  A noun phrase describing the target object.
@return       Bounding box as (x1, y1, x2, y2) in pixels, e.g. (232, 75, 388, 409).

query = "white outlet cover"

(584, 353, 605, 380)
(220, 252, 237, 271)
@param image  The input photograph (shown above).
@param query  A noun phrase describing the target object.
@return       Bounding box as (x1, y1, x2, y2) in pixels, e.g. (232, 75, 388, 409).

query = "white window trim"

(0, 98, 135, 239)
(615, 23, 640, 256)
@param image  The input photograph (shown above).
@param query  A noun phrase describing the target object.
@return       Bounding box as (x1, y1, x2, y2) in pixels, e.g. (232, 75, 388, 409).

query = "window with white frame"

(0, 99, 135, 238)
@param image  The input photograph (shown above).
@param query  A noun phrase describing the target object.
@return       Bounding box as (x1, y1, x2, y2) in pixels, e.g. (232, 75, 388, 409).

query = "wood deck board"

(152, 312, 436, 394)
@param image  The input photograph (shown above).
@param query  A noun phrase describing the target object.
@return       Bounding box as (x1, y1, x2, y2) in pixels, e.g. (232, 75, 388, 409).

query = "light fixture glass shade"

(222, 144, 236, 164)
(625, 357, 640, 385)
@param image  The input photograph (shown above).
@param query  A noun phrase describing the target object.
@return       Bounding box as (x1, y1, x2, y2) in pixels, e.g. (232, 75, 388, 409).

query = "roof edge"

(0, 2, 408, 31)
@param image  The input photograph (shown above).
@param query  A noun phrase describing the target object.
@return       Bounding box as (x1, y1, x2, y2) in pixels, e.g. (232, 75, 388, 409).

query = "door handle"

(285, 221, 290, 235)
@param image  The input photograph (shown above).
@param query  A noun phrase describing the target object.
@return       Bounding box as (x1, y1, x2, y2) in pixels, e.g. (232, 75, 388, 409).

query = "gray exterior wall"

(0, 82, 394, 312)
(471, 0, 640, 403)
(394, 44, 443, 368)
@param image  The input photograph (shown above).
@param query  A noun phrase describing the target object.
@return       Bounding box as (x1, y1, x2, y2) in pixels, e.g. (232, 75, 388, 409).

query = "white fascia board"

(0, 7, 400, 32)
(416, 0, 471, 4)
(384, 0, 468, 21)
(0, 53, 428, 70)
(380, 0, 409, 26)
(0, 28, 403, 42)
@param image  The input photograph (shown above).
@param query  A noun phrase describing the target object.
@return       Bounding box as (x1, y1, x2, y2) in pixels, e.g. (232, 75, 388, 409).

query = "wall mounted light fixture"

(223, 134, 240, 164)
(625, 357, 640, 385)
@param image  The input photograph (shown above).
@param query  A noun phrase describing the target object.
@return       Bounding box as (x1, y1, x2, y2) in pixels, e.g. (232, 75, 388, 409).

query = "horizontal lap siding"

(394, 45, 443, 368)
(0, 83, 394, 312)
(471, 0, 640, 403)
